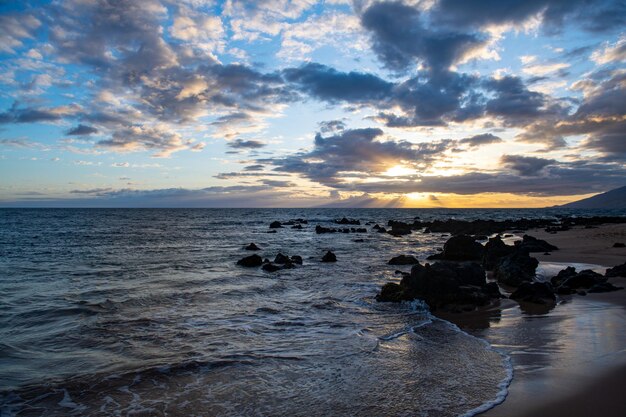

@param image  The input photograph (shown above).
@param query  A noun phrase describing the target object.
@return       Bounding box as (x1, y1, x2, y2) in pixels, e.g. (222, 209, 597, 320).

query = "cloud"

(66, 124, 98, 136)
(265, 127, 453, 185)
(0, 103, 79, 124)
(360, 1, 488, 73)
(0, 13, 41, 54)
(429, 0, 626, 33)
(227, 139, 267, 149)
(284, 62, 393, 103)
(591, 35, 626, 65)
(97, 125, 198, 157)
(500, 155, 557, 176)
(458, 133, 503, 147)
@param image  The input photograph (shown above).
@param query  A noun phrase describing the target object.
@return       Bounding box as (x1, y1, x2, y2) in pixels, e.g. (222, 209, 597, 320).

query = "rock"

(387, 220, 412, 236)
(613, 242, 625, 248)
(322, 251, 337, 262)
(517, 235, 558, 252)
(274, 253, 290, 264)
(588, 282, 623, 293)
(377, 261, 497, 311)
(353, 239, 365, 242)
(606, 262, 626, 277)
(377, 227, 387, 233)
(262, 263, 281, 272)
(269, 221, 283, 229)
(561, 270, 606, 289)
(335, 217, 360, 225)
(267, 230, 277, 234)
(436, 234, 484, 261)
(237, 254, 263, 267)
(245, 243, 261, 251)
(388, 255, 420, 265)
(493, 249, 538, 287)
(550, 266, 577, 287)
(290, 255, 303, 265)
(510, 282, 556, 305)
(373, 224, 381, 230)
(377, 282, 405, 302)
(482, 236, 516, 269)
(292, 224, 303, 230)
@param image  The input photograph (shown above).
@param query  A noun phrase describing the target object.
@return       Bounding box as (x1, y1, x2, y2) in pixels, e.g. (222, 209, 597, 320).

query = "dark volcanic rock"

(274, 253, 290, 264)
(388, 255, 420, 265)
(322, 251, 337, 262)
(493, 250, 538, 287)
(245, 243, 261, 251)
(269, 221, 283, 229)
(517, 235, 558, 252)
(606, 262, 626, 277)
(262, 263, 281, 272)
(377, 261, 498, 311)
(613, 242, 625, 248)
(436, 235, 484, 261)
(482, 236, 516, 269)
(387, 220, 412, 236)
(510, 282, 556, 305)
(290, 255, 303, 265)
(237, 254, 263, 267)
(551, 267, 607, 291)
(335, 217, 360, 225)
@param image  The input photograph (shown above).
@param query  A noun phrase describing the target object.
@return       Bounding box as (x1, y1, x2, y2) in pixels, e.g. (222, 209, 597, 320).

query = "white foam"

(436, 318, 514, 417)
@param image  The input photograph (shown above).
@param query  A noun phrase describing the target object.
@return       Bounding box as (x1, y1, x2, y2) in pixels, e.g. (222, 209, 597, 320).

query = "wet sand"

(445, 224, 626, 417)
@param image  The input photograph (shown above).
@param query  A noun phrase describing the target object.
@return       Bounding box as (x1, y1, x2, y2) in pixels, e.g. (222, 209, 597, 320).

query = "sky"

(0, 0, 624, 208)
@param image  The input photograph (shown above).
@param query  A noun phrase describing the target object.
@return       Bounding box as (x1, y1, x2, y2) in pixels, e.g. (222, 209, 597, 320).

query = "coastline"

(443, 223, 626, 417)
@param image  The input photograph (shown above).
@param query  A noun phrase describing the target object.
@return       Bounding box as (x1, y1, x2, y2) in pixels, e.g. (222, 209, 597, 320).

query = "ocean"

(0, 208, 623, 416)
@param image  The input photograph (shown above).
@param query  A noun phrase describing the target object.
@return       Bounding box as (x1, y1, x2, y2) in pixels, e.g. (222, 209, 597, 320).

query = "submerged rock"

(245, 243, 261, 251)
(613, 242, 625, 248)
(388, 255, 420, 265)
(322, 251, 337, 262)
(588, 282, 623, 293)
(290, 255, 303, 265)
(237, 254, 263, 267)
(269, 221, 283, 229)
(335, 217, 360, 225)
(262, 263, 281, 272)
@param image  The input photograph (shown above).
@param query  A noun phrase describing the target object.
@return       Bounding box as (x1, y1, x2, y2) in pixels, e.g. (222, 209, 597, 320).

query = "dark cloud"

(330, 161, 626, 197)
(360, 1, 486, 73)
(318, 120, 346, 134)
(284, 63, 393, 102)
(265, 128, 453, 185)
(66, 124, 98, 136)
(0, 104, 67, 124)
(228, 139, 266, 149)
(430, 0, 626, 33)
(243, 164, 265, 171)
(261, 179, 295, 187)
(500, 155, 557, 176)
(70, 188, 113, 195)
(484, 76, 568, 127)
(458, 133, 502, 147)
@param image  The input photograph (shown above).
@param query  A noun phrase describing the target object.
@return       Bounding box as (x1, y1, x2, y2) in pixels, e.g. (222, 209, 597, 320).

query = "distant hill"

(559, 186, 626, 209)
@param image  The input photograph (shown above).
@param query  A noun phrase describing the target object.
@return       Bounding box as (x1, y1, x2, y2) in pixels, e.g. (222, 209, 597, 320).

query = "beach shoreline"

(441, 223, 626, 417)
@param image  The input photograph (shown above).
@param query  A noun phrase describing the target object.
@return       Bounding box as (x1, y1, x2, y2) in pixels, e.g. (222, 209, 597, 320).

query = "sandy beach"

(457, 223, 626, 417)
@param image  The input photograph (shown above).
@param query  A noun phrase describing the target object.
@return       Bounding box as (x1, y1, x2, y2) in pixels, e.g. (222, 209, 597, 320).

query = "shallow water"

(0, 208, 622, 416)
